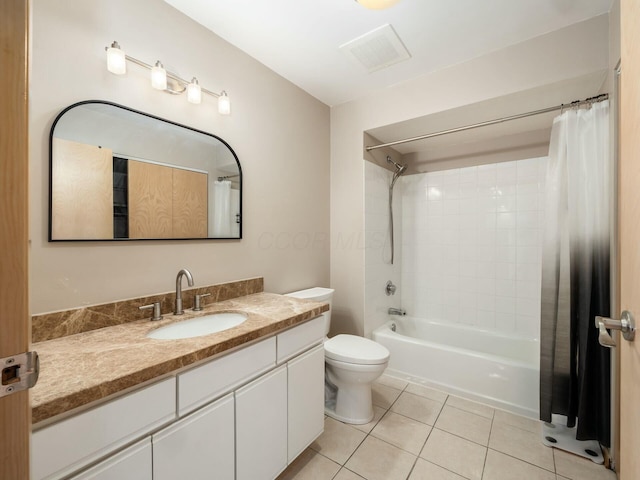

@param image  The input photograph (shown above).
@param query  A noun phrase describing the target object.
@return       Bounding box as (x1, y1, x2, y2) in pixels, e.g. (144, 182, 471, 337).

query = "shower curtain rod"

(365, 93, 609, 152)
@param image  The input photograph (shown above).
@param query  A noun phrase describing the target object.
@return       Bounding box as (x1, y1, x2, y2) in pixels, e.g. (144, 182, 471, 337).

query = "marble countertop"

(31, 292, 328, 425)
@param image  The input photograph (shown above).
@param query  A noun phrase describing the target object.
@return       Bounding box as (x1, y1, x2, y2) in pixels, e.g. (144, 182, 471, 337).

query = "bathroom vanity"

(30, 279, 327, 480)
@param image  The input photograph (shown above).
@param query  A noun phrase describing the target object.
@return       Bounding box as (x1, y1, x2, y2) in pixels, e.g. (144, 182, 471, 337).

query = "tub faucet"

(174, 268, 194, 315)
(388, 307, 406, 316)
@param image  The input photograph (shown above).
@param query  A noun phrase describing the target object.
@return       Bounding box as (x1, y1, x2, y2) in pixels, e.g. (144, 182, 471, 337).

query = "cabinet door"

(287, 345, 325, 462)
(153, 393, 234, 480)
(32, 378, 175, 480)
(235, 366, 287, 480)
(70, 439, 151, 480)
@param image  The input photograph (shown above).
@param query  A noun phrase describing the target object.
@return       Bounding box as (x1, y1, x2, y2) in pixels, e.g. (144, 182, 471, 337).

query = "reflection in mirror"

(49, 101, 242, 241)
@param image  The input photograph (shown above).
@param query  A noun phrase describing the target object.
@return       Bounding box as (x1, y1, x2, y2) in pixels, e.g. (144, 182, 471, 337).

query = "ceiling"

(163, 0, 612, 107)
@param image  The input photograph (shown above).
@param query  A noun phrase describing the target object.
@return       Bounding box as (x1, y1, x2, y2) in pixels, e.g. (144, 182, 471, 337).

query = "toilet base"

(324, 405, 373, 425)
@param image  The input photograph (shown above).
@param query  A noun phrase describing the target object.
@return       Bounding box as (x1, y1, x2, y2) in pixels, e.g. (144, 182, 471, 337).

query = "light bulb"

(187, 77, 202, 104)
(151, 61, 167, 90)
(106, 41, 126, 75)
(355, 0, 400, 9)
(218, 91, 231, 115)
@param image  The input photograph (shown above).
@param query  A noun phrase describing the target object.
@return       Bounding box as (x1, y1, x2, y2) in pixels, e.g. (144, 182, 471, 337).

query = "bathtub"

(372, 317, 540, 418)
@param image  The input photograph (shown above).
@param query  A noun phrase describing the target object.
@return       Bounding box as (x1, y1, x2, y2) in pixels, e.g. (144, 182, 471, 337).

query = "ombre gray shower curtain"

(539, 100, 611, 446)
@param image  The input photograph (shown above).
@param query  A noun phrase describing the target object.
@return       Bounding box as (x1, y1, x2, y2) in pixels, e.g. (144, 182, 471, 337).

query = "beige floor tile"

(372, 382, 402, 409)
(310, 417, 367, 465)
(376, 373, 409, 391)
(333, 468, 366, 480)
(370, 411, 432, 455)
(345, 436, 417, 480)
(483, 449, 556, 480)
(405, 383, 449, 403)
(493, 409, 541, 433)
(553, 449, 617, 480)
(489, 421, 555, 472)
(419, 428, 487, 480)
(352, 405, 387, 434)
(445, 395, 494, 419)
(408, 458, 466, 480)
(390, 391, 444, 425)
(277, 448, 341, 480)
(434, 405, 492, 446)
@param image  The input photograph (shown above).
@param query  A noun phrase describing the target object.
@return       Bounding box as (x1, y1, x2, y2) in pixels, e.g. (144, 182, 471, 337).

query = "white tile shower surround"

(277, 374, 616, 480)
(400, 158, 547, 339)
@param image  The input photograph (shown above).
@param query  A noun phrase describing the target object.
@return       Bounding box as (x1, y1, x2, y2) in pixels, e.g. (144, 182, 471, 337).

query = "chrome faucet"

(174, 268, 194, 315)
(388, 307, 406, 316)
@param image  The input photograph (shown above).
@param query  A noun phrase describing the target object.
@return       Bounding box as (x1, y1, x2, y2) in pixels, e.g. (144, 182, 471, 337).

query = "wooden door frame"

(0, 1, 31, 479)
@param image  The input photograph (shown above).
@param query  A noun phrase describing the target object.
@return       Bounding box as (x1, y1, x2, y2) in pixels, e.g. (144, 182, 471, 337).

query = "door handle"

(595, 311, 636, 348)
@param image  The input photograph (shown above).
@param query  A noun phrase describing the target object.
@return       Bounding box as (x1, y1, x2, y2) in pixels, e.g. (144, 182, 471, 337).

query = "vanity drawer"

(276, 316, 325, 364)
(32, 377, 176, 480)
(177, 336, 276, 416)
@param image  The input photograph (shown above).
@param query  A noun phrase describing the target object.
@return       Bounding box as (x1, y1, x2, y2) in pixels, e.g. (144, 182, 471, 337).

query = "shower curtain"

(539, 100, 611, 446)
(212, 180, 233, 237)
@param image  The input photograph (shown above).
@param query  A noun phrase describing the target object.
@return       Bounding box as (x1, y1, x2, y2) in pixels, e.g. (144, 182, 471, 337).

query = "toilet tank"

(285, 287, 334, 336)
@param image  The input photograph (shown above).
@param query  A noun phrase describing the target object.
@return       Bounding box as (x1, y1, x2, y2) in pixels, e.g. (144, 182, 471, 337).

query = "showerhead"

(387, 156, 407, 175)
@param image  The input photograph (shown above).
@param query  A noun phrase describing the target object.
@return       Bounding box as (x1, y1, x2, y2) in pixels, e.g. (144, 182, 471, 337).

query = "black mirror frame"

(48, 100, 242, 242)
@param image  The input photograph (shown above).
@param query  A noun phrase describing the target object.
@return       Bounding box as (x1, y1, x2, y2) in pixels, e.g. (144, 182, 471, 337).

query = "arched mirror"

(49, 100, 242, 241)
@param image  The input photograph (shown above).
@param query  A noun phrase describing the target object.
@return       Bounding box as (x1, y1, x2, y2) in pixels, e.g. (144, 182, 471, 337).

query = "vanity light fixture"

(355, 0, 400, 9)
(104, 41, 231, 115)
(151, 61, 167, 90)
(106, 41, 126, 75)
(186, 77, 202, 104)
(218, 91, 231, 115)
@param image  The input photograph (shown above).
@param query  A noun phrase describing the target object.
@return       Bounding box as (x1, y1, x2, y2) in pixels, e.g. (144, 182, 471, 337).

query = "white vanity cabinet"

(32, 316, 325, 480)
(286, 344, 325, 462)
(69, 439, 152, 480)
(153, 394, 235, 480)
(32, 378, 176, 480)
(235, 366, 288, 480)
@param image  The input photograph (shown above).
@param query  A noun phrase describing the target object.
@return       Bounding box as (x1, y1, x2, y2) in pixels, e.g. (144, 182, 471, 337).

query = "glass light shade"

(151, 61, 167, 90)
(355, 0, 400, 9)
(218, 91, 231, 115)
(106, 42, 126, 75)
(187, 78, 202, 104)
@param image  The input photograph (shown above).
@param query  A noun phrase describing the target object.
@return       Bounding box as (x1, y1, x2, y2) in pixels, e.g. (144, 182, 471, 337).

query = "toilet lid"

(324, 335, 390, 365)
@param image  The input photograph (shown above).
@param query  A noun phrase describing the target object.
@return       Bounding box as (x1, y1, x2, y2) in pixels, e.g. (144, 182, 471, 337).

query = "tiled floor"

(277, 374, 617, 480)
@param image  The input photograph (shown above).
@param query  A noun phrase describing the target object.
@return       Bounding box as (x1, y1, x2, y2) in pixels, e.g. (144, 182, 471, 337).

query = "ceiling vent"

(339, 24, 411, 73)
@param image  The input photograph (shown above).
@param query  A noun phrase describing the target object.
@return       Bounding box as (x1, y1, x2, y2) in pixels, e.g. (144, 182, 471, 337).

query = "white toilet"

(286, 287, 390, 424)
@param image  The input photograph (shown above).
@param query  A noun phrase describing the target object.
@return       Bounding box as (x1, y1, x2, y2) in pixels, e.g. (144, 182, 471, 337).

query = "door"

(619, 0, 640, 478)
(128, 160, 173, 238)
(0, 1, 31, 479)
(51, 138, 114, 239)
(172, 168, 208, 238)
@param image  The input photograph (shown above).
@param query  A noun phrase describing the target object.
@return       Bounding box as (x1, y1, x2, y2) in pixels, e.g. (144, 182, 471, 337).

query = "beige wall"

(330, 15, 610, 337)
(30, 0, 330, 314)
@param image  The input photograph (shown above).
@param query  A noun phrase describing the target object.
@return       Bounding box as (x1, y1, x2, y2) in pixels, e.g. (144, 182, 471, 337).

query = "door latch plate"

(1, 351, 39, 397)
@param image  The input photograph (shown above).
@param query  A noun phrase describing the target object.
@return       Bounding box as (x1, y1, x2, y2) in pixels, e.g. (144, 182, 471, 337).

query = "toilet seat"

(324, 334, 389, 365)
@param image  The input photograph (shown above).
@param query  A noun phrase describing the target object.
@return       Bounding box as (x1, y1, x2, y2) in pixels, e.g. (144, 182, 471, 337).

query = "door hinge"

(1, 351, 39, 398)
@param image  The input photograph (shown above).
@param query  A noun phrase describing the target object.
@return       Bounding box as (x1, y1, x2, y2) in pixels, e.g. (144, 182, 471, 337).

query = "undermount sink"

(147, 312, 248, 340)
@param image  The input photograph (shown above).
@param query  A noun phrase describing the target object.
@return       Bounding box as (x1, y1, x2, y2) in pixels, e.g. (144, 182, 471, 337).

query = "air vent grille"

(340, 24, 411, 73)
